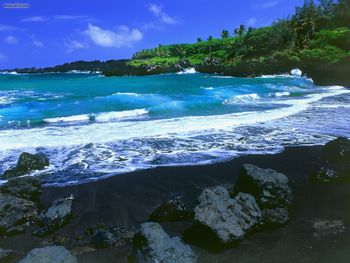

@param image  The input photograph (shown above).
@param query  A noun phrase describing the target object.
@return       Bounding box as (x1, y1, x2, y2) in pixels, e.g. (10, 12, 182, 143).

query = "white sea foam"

(177, 68, 197, 74)
(290, 68, 302, 76)
(272, 91, 291, 97)
(43, 114, 92, 123)
(112, 92, 140, 96)
(43, 109, 149, 124)
(223, 93, 260, 104)
(1, 86, 348, 152)
(95, 109, 149, 121)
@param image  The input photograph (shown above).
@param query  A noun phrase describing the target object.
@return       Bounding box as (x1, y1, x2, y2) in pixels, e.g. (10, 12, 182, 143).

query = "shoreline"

(1, 143, 350, 262)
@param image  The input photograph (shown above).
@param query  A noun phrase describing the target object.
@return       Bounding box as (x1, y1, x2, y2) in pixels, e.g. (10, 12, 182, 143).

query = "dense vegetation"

(128, 0, 350, 84)
(7, 0, 350, 85)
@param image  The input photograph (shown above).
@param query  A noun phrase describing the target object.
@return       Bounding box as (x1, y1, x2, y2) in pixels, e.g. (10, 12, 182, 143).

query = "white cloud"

(30, 36, 44, 47)
(21, 16, 46, 22)
(0, 24, 19, 31)
(55, 15, 89, 22)
(149, 4, 179, 24)
(247, 18, 257, 27)
(0, 52, 6, 61)
(65, 40, 85, 49)
(4, 35, 18, 44)
(64, 40, 85, 52)
(85, 24, 143, 48)
(259, 1, 279, 8)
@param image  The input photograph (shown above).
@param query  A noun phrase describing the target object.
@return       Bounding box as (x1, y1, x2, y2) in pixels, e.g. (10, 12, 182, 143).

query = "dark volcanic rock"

(194, 186, 261, 243)
(235, 164, 293, 209)
(324, 137, 350, 162)
(19, 246, 77, 263)
(83, 223, 136, 248)
(3, 152, 49, 179)
(0, 247, 14, 261)
(0, 176, 42, 200)
(0, 193, 38, 235)
(133, 222, 197, 263)
(261, 208, 289, 226)
(310, 166, 339, 183)
(149, 196, 194, 222)
(33, 195, 73, 237)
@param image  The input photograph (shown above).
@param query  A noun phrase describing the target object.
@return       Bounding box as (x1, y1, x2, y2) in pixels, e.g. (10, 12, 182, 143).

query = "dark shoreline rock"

(234, 164, 293, 209)
(0, 176, 42, 201)
(19, 246, 77, 263)
(149, 196, 194, 222)
(193, 186, 261, 243)
(0, 193, 38, 235)
(3, 152, 49, 179)
(133, 222, 197, 263)
(33, 195, 74, 237)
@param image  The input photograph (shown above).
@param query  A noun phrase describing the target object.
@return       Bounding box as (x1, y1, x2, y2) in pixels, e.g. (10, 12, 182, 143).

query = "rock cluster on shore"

(0, 153, 76, 262)
(1, 137, 349, 262)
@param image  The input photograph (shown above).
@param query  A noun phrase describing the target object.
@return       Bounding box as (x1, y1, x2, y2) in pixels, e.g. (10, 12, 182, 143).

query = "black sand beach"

(1, 144, 350, 262)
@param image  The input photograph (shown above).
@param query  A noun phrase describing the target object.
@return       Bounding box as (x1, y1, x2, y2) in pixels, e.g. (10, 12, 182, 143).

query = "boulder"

(19, 246, 77, 263)
(0, 176, 42, 200)
(85, 223, 136, 248)
(33, 195, 73, 236)
(313, 219, 346, 239)
(0, 247, 14, 261)
(0, 193, 38, 235)
(3, 152, 49, 179)
(261, 208, 289, 226)
(324, 137, 350, 162)
(194, 186, 261, 243)
(309, 167, 339, 183)
(235, 164, 293, 209)
(133, 222, 197, 263)
(149, 196, 193, 222)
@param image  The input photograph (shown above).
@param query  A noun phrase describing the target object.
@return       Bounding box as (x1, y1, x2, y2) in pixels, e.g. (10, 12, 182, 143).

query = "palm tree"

(238, 24, 246, 36)
(207, 36, 213, 53)
(197, 37, 203, 43)
(221, 30, 229, 38)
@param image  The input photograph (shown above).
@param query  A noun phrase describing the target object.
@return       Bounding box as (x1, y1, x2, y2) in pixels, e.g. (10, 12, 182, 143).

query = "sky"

(0, 0, 304, 69)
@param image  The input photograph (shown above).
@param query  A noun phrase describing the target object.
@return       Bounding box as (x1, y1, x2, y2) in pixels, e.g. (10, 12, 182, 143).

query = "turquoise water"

(0, 71, 349, 185)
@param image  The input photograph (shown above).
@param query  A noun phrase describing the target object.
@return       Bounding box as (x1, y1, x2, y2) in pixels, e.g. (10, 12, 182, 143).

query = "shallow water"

(0, 71, 349, 186)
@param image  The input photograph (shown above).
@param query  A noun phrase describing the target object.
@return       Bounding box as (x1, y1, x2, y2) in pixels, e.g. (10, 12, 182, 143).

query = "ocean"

(0, 70, 349, 186)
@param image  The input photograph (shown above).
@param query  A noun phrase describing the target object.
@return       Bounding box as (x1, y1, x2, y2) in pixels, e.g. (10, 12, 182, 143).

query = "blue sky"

(0, 0, 304, 68)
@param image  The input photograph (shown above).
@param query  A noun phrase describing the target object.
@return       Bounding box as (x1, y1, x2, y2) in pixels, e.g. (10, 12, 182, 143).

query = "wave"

(43, 109, 149, 124)
(112, 92, 140, 96)
(95, 109, 149, 121)
(177, 68, 197, 74)
(2, 86, 348, 151)
(0, 71, 19, 75)
(43, 114, 92, 123)
(223, 93, 260, 104)
(270, 91, 291, 97)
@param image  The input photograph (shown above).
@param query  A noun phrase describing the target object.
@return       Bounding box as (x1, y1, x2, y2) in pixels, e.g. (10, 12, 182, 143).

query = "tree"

(234, 24, 246, 37)
(221, 30, 229, 38)
(197, 37, 203, 42)
(207, 35, 213, 41)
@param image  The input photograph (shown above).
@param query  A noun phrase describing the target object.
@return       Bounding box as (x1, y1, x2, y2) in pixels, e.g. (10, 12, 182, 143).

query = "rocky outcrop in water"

(194, 187, 261, 243)
(133, 222, 197, 263)
(33, 195, 74, 237)
(19, 246, 77, 263)
(3, 152, 49, 179)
